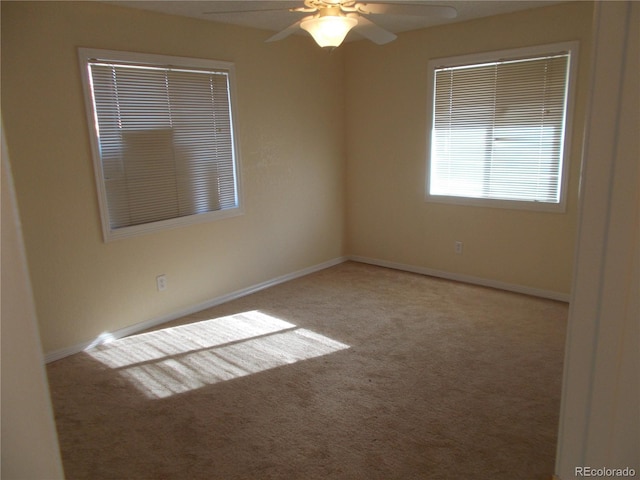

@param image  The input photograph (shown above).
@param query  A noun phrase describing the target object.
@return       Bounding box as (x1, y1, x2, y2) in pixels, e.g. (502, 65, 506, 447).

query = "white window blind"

(80, 49, 241, 240)
(428, 45, 576, 210)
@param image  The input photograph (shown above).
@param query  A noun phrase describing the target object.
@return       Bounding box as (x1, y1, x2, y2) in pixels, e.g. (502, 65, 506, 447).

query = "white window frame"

(425, 42, 579, 212)
(78, 48, 243, 241)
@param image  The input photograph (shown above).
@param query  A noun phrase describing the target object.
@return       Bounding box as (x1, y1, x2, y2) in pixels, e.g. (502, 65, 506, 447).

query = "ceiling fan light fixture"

(300, 14, 358, 48)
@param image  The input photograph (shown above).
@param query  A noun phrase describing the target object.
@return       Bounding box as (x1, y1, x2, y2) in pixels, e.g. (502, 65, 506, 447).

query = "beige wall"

(1, 122, 65, 479)
(2, 2, 594, 356)
(556, 2, 639, 476)
(344, 2, 593, 296)
(1, 1, 346, 354)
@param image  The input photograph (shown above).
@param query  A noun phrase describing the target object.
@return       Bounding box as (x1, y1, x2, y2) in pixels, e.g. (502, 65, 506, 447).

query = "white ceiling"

(110, 1, 564, 42)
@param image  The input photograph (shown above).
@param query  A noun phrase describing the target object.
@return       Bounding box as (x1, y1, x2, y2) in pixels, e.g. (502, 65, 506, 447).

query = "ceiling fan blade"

(353, 16, 397, 45)
(265, 19, 304, 42)
(356, 3, 458, 19)
(203, 7, 295, 15)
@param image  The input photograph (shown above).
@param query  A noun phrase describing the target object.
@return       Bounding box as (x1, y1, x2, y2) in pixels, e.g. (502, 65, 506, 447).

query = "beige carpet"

(47, 261, 568, 479)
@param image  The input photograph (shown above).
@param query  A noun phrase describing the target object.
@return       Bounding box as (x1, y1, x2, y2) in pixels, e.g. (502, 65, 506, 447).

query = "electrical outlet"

(156, 274, 167, 292)
(454, 241, 463, 255)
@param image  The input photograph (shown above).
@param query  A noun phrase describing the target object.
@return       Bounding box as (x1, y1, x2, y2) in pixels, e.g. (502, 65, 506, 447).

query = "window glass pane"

(428, 49, 572, 208)
(83, 51, 241, 239)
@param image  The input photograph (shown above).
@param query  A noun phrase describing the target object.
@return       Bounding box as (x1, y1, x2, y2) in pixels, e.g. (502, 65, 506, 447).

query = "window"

(426, 42, 578, 211)
(79, 48, 242, 241)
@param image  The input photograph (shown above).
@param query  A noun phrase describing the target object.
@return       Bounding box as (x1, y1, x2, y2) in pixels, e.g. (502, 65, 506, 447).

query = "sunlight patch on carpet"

(86, 311, 349, 399)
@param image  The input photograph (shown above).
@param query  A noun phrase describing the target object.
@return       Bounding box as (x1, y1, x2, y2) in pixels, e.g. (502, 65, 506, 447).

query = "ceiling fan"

(205, 1, 458, 48)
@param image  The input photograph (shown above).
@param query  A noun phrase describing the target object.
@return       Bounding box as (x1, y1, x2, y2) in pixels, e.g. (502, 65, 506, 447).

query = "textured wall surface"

(344, 2, 593, 295)
(1, 1, 346, 353)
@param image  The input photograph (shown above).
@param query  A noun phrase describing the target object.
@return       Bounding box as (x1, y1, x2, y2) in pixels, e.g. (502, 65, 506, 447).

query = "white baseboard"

(44, 256, 348, 363)
(45, 254, 568, 363)
(348, 255, 571, 303)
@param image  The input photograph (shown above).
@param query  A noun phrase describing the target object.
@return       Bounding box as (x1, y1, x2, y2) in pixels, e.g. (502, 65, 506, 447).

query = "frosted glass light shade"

(300, 15, 358, 48)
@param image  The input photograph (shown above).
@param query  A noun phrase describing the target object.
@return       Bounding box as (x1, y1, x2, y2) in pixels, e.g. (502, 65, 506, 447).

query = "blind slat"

(430, 53, 570, 204)
(89, 59, 238, 230)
